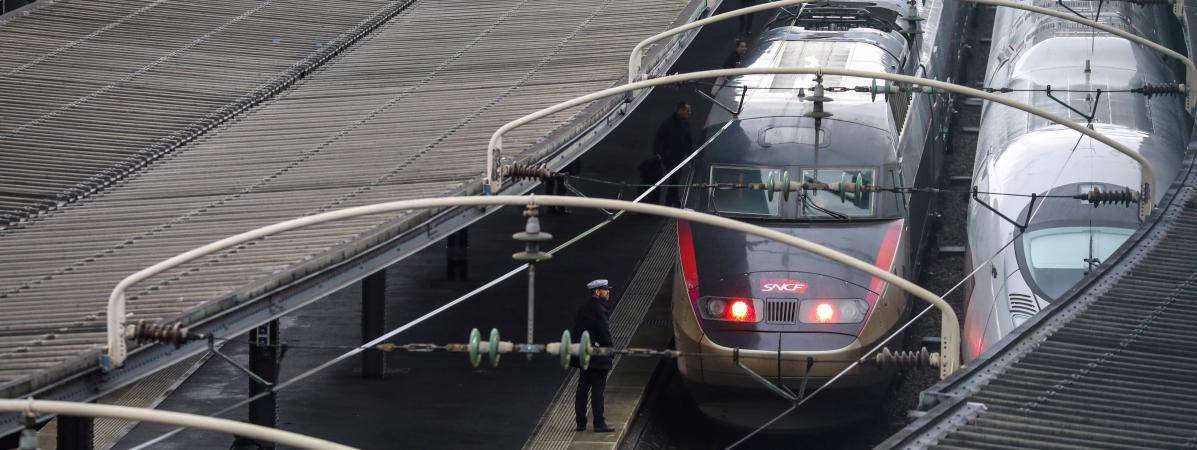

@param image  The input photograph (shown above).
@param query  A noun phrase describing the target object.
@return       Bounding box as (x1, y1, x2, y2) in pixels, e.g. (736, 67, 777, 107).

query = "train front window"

(800, 168, 876, 218)
(1021, 227, 1134, 299)
(709, 166, 780, 216)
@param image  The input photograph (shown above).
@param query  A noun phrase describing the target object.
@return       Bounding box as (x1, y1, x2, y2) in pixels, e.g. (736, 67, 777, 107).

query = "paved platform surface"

(522, 225, 675, 450)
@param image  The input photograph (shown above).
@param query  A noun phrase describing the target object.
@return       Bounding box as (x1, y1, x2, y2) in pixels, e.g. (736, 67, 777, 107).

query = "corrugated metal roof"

(0, 0, 407, 226)
(878, 144, 1197, 449)
(0, 0, 699, 406)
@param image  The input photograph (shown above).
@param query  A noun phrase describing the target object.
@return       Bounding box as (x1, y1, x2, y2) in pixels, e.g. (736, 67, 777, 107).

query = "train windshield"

(801, 168, 875, 218)
(709, 166, 781, 216)
(707, 166, 881, 219)
(1021, 226, 1134, 299)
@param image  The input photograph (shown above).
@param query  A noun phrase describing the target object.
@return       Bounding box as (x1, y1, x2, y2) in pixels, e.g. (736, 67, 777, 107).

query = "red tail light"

(799, 299, 868, 324)
(698, 297, 762, 322)
(726, 299, 755, 322)
(815, 302, 835, 323)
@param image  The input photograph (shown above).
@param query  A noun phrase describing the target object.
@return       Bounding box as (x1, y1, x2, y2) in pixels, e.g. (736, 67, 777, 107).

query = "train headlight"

(799, 299, 869, 324)
(706, 298, 727, 317)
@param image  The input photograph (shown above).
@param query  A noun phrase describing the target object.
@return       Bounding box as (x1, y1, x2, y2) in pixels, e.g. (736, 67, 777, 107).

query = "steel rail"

(627, 0, 815, 82)
(965, 0, 1197, 109)
(486, 67, 1159, 222)
(105, 195, 960, 378)
(0, 399, 356, 450)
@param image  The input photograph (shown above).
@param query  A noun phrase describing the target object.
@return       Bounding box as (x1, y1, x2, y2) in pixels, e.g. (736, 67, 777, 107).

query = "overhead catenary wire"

(565, 173, 1092, 199)
(724, 158, 1081, 448)
(124, 122, 736, 450)
(0, 0, 701, 421)
(726, 90, 1099, 450)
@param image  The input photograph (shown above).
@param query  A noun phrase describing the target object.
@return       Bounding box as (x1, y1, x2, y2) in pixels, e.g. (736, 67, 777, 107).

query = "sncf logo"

(760, 279, 808, 293)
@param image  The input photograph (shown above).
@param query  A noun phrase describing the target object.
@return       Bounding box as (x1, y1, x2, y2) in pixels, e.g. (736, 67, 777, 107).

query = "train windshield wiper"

(801, 191, 849, 220)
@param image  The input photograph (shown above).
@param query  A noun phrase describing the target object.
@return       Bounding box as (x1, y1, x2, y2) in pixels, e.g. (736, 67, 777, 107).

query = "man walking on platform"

(652, 102, 694, 207)
(573, 279, 616, 432)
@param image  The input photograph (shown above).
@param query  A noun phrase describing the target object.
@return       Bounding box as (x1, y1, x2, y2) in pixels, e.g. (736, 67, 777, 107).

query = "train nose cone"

(749, 271, 873, 300)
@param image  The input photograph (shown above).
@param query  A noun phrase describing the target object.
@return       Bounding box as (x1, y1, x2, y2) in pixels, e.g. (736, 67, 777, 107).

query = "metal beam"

(57, 414, 94, 450)
(361, 271, 387, 379)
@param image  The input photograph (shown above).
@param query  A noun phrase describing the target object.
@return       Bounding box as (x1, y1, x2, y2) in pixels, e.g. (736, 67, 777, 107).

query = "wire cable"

(125, 121, 737, 450)
(727, 121, 1092, 449)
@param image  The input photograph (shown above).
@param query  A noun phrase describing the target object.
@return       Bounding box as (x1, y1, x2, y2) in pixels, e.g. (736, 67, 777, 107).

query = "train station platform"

(0, 0, 716, 439)
(521, 224, 675, 450)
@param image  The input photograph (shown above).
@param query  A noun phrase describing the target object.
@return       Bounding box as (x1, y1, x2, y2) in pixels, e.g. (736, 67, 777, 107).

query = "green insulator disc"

(781, 171, 791, 202)
(488, 328, 501, 368)
(468, 328, 482, 368)
(766, 172, 776, 202)
(560, 330, 572, 369)
(839, 172, 850, 202)
(579, 331, 592, 370)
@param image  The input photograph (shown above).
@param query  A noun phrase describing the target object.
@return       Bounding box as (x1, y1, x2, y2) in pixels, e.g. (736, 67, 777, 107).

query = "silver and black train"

(671, 0, 967, 430)
(962, 1, 1189, 360)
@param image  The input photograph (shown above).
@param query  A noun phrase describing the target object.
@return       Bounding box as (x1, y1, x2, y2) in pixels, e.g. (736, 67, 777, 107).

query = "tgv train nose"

(748, 271, 873, 302)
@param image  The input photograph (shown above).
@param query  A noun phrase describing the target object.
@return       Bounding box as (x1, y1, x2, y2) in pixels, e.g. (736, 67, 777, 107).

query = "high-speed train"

(962, 1, 1189, 361)
(671, 0, 966, 430)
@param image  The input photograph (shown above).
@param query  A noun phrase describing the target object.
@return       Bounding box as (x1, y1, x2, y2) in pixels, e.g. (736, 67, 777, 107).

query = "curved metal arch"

(627, 0, 818, 82)
(106, 195, 961, 378)
(966, 0, 1196, 110)
(0, 399, 356, 450)
(485, 66, 1158, 221)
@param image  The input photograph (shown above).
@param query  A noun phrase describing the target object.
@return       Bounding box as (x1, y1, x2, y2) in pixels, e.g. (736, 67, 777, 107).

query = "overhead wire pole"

(964, 0, 1197, 110)
(626, 0, 817, 83)
(105, 195, 960, 378)
(0, 399, 356, 450)
(485, 67, 1159, 222)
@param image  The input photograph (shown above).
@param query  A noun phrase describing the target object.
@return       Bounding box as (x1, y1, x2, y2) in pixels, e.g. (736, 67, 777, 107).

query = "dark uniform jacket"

(653, 115, 693, 170)
(571, 296, 614, 370)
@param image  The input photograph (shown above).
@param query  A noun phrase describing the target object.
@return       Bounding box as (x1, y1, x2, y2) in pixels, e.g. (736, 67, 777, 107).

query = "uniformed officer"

(573, 279, 616, 432)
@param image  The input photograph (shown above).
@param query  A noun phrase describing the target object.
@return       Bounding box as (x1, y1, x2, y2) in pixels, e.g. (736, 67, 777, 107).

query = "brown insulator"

(1077, 186, 1138, 207)
(131, 321, 199, 347)
(1132, 83, 1184, 98)
(873, 347, 937, 369)
(501, 163, 564, 181)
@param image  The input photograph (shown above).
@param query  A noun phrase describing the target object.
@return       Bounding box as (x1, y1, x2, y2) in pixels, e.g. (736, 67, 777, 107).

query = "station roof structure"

(0, 0, 711, 435)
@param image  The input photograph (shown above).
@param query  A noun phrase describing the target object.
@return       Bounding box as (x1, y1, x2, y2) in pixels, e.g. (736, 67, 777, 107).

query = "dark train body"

(671, 0, 967, 430)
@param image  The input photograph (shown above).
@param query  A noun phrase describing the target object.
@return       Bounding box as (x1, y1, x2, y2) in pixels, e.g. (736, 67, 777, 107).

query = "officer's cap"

(586, 279, 611, 290)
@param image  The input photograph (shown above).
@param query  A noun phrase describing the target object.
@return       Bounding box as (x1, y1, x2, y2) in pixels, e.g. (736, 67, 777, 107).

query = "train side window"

(708, 166, 781, 216)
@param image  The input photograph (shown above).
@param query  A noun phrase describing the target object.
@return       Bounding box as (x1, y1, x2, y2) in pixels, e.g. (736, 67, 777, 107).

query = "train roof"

(702, 115, 897, 168)
(980, 2, 1189, 146)
(979, 126, 1183, 216)
(701, 26, 905, 169)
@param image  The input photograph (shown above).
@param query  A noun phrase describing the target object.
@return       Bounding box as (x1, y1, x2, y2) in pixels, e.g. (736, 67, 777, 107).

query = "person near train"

(650, 102, 694, 207)
(573, 279, 616, 433)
